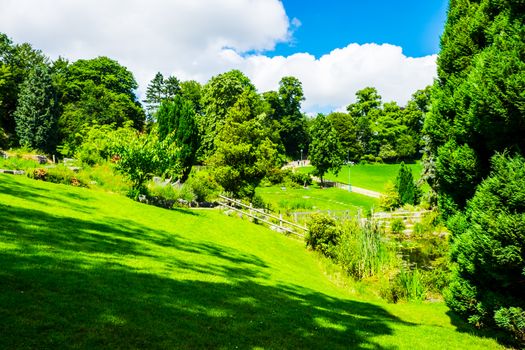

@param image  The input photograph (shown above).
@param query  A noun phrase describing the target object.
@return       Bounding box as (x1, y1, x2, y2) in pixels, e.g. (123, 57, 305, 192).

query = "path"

(285, 161, 382, 198)
(310, 175, 382, 198)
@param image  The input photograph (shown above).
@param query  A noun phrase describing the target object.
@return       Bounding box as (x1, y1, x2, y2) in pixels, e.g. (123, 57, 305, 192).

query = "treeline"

(0, 31, 430, 198)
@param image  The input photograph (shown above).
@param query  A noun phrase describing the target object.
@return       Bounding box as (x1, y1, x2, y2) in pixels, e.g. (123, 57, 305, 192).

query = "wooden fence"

(218, 195, 307, 238)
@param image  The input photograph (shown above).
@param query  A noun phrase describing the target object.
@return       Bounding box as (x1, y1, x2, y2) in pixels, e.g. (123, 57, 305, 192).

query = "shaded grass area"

(298, 163, 423, 193)
(0, 174, 505, 349)
(257, 184, 378, 216)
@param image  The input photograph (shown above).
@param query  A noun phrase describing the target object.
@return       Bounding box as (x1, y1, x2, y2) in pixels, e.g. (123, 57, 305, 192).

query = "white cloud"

(0, 0, 437, 113)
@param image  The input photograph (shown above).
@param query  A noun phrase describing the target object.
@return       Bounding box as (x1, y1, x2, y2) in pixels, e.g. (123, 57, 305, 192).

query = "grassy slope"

(298, 163, 423, 193)
(257, 185, 378, 215)
(0, 174, 504, 349)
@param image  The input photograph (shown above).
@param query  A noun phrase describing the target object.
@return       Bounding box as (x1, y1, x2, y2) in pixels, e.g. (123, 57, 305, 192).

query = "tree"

(209, 90, 281, 199)
(0, 34, 47, 144)
(180, 80, 202, 114)
(446, 154, 525, 344)
(424, 0, 525, 216)
(395, 162, 416, 206)
(14, 64, 58, 153)
(327, 112, 361, 161)
(347, 87, 382, 158)
(278, 76, 308, 158)
(113, 132, 179, 196)
(309, 114, 345, 184)
(156, 95, 199, 182)
(143, 72, 182, 119)
(199, 70, 256, 159)
(426, 0, 525, 342)
(58, 57, 145, 150)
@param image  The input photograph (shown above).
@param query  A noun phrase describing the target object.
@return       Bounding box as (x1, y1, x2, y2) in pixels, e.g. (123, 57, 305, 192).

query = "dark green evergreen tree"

(395, 162, 416, 205)
(14, 64, 58, 153)
(446, 154, 525, 344)
(156, 95, 199, 182)
(425, 0, 525, 342)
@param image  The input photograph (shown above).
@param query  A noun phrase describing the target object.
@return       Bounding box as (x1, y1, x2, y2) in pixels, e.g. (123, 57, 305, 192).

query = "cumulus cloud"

(0, 0, 437, 113)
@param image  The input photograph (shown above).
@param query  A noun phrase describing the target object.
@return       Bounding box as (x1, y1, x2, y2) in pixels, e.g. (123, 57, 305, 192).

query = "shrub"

(305, 214, 342, 258)
(379, 181, 400, 210)
(251, 194, 268, 210)
(395, 162, 417, 205)
(28, 165, 87, 187)
(289, 171, 312, 187)
(185, 171, 221, 202)
(494, 307, 525, 344)
(446, 154, 525, 343)
(390, 218, 405, 235)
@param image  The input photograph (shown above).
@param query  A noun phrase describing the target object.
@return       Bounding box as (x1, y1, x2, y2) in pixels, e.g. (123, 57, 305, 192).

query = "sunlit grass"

(257, 184, 378, 216)
(0, 174, 506, 349)
(298, 163, 423, 193)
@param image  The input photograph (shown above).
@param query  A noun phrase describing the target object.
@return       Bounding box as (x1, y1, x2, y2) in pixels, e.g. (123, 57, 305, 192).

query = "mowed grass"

(298, 163, 423, 193)
(0, 174, 506, 349)
(257, 184, 378, 216)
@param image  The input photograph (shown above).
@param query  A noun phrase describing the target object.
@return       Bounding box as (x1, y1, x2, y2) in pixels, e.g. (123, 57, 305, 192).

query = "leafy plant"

(305, 214, 342, 259)
(390, 218, 405, 235)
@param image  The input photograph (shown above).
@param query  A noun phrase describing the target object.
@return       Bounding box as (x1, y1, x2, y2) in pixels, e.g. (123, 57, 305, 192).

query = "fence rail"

(218, 195, 307, 237)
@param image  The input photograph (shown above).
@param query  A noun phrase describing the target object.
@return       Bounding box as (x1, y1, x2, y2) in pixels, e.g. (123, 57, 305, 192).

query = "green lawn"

(257, 184, 378, 216)
(298, 163, 423, 193)
(0, 174, 505, 349)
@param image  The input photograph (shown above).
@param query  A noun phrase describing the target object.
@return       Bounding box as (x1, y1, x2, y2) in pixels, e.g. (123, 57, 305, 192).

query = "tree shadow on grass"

(0, 174, 414, 348)
(0, 175, 96, 213)
(445, 310, 513, 348)
(0, 203, 268, 279)
(0, 251, 412, 349)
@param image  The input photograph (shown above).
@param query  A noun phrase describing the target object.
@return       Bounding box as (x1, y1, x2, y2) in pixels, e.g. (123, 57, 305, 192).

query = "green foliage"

(74, 122, 136, 165)
(435, 141, 481, 214)
(180, 80, 202, 114)
(446, 154, 525, 343)
(147, 182, 196, 207)
(58, 56, 144, 150)
(0, 153, 39, 170)
(156, 95, 199, 181)
(425, 0, 525, 215)
(0, 34, 47, 142)
(309, 114, 345, 183)
(199, 70, 256, 158)
(305, 214, 341, 258)
(143, 72, 181, 119)
(210, 90, 281, 199)
(494, 307, 525, 344)
(14, 64, 58, 153)
(276, 76, 309, 159)
(184, 170, 221, 202)
(390, 218, 405, 235)
(379, 181, 400, 210)
(264, 168, 312, 188)
(28, 165, 87, 187)
(384, 268, 426, 303)
(395, 162, 417, 206)
(113, 132, 179, 194)
(336, 220, 392, 280)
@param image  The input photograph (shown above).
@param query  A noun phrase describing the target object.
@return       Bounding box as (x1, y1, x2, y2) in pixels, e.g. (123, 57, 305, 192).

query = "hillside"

(0, 174, 505, 349)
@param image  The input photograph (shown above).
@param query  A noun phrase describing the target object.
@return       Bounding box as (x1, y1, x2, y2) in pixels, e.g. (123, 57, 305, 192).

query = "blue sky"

(274, 0, 449, 58)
